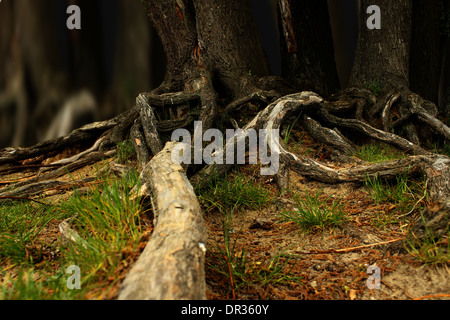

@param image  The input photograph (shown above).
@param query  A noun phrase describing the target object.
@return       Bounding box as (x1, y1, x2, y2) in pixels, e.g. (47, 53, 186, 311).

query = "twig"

(397, 192, 427, 218)
(413, 294, 450, 300)
(0, 175, 37, 185)
(297, 238, 404, 255)
(224, 254, 237, 300)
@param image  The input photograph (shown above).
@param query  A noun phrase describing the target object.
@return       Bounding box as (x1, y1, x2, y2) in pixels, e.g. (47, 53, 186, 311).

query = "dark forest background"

(0, 0, 448, 148)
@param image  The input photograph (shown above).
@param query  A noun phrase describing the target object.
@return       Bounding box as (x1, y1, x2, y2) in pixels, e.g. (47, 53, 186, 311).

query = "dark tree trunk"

(141, 0, 198, 94)
(143, 0, 271, 95)
(327, 0, 359, 89)
(1, 0, 71, 147)
(141, 0, 289, 133)
(16, 0, 68, 98)
(409, 0, 442, 106)
(349, 0, 412, 94)
(0, 0, 14, 91)
(278, 0, 340, 97)
(194, 0, 272, 95)
(346, 0, 450, 146)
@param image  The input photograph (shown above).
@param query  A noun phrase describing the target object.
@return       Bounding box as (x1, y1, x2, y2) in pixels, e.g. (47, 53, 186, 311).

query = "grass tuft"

(405, 211, 449, 265)
(116, 139, 136, 164)
(364, 173, 428, 216)
(196, 170, 273, 214)
(0, 169, 147, 300)
(0, 202, 67, 265)
(279, 191, 347, 232)
(354, 142, 406, 163)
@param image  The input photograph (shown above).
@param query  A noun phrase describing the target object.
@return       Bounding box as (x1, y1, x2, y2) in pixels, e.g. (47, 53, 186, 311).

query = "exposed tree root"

(2, 88, 448, 205)
(0, 111, 124, 166)
(118, 141, 206, 300)
(130, 118, 151, 171)
(316, 108, 429, 155)
(0, 151, 113, 199)
(0, 177, 96, 201)
(406, 94, 450, 141)
(193, 91, 447, 190)
(1, 87, 448, 300)
(301, 114, 357, 156)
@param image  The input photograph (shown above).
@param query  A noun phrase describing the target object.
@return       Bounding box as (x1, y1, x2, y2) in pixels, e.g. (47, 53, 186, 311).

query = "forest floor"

(204, 169, 450, 300)
(202, 129, 450, 300)
(0, 126, 449, 300)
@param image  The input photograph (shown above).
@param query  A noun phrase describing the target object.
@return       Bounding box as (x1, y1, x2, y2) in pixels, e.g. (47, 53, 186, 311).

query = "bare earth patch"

(204, 170, 449, 300)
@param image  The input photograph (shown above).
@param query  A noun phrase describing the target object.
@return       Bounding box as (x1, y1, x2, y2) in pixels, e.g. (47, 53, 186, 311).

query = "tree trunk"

(141, 0, 289, 134)
(141, 0, 198, 94)
(327, 0, 359, 89)
(0, 0, 14, 91)
(69, 0, 103, 95)
(143, 0, 271, 94)
(346, 0, 450, 147)
(194, 0, 272, 95)
(0, 0, 71, 147)
(278, 0, 340, 97)
(349, 0, 412, 94)
(16, 0, 68, 98)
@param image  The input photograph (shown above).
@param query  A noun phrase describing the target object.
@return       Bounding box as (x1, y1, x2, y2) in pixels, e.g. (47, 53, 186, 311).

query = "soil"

(203, 169, 450, 300)
(0, 147, 449, 301)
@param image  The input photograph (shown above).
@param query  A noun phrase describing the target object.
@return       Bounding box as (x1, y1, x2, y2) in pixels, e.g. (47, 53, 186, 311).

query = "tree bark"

(345, 1, 450, 146)
(141, 0, 283, 135)
(278, 0, 340, 97)
(194, 0, 271, 94)
(143, 0, 271, 95)
(141, 0, 198, 93)
(349, 0, 412, 94)
(118, 141, 207, 300)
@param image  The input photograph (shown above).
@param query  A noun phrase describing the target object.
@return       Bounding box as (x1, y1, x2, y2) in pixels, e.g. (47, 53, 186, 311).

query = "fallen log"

(118, 141, 207, 300)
